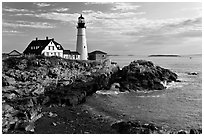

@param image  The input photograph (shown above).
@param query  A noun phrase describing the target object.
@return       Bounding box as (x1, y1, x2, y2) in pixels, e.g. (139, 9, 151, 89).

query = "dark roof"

(63, 50, 71, 54)
(89, 50, 107, 55)
(23, 39, 63, 55)
(78, 14, 84, 19)
(70, 51, 80, 55)
(8, 50, 21, 56)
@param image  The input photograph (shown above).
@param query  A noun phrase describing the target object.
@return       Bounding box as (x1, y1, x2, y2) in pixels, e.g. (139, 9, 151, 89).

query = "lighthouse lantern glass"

(78, 18, 85, 23)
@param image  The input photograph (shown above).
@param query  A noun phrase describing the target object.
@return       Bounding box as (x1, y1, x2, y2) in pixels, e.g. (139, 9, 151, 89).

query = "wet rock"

(52, 122, 57, 126)
(111, 120, 161, 134)
(25, 122, 35, 132)
(119, 60, 177, 91)
(110, 83, 120, 91)
(2, 75, 16, 86)
(190, 128, 201, 134)
(178, 130, 187, 134)
(48, 112, 58, 117)
(16, 59, 28, 70)
(187, 72, 198, 76)
(2, 56, 121, 133)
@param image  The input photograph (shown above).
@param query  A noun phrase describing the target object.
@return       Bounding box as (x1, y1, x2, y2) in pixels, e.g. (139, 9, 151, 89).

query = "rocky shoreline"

(2, 56, 202, 134)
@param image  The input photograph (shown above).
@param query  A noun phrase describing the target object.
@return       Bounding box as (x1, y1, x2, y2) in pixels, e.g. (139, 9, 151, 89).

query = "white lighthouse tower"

(76, 14, 88, 60)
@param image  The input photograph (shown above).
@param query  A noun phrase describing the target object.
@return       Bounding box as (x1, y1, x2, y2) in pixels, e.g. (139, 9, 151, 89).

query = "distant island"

(148, 54, 181, 57)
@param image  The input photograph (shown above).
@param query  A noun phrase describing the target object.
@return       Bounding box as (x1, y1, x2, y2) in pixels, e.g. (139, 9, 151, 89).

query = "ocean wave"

(136, 95, 163, 98)
(166, 81, 188, 89)
(96, 90, 129, 95)
(184, 98, 202, 101)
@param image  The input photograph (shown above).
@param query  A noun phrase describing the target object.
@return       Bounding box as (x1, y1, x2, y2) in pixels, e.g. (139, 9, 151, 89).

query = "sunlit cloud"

(34, 3, 52, 7)
(111, 3, 141, 11)
(3, 20, 55, 29)
(3, 7, 32, 12)
(52, 8, 69, 12)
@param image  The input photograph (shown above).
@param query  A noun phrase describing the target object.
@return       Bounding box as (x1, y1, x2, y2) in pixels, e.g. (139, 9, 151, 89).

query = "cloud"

(82, 10, 94, 13)
(84, 2, 112, 5)
(181, 7, 202, 16)
(34, 3, 51, 7)
(53, 8, 69, 12)
(3, 7, 32, 12)
(3, 20, 55, 29)
(34, 12, 79, 24)
(111, 3, 141, 12)
(122, 17, 201, 38)
(3, 30, 21, 33)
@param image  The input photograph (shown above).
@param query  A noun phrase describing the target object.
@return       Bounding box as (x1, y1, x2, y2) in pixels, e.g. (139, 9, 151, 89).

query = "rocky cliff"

(2, 56, 119, 133)
(2, 56, 180, 133)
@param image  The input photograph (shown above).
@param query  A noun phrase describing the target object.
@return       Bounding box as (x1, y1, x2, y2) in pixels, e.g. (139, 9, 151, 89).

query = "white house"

(23, 37, 81, 60)
(23, 37, 64, 57)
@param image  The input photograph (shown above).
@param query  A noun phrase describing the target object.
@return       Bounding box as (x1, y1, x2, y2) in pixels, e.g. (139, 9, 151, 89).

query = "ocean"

(85, 55, 202, 131)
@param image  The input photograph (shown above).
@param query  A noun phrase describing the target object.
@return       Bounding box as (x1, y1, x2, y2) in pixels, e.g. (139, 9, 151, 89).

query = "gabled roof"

(8, 50, 21, 56)
(23, 38, 63, 55)
(89, 50, 107, 55)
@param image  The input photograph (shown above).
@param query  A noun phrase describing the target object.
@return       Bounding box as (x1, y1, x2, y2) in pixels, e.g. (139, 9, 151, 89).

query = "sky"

(2, 2, 202, 55)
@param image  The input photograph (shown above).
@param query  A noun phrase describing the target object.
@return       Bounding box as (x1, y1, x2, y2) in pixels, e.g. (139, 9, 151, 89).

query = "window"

(48, 46, 54, 50)
(47, 52, 49, 56)
(84, 46, 86, 48)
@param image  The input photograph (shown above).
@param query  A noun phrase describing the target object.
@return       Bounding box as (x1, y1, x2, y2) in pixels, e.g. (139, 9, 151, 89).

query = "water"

(86, 55, 202, 131)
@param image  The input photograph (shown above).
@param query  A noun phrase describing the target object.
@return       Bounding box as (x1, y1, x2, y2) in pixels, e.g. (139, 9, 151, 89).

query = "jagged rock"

(110, 83, 120, 91)
(177, 130, 187, 134)
(48, 112, 58, 117)
(119, 60, 177, 91)
(16, 59, 28, 70)
(111, 120, 162, 134)
(2, 75, 16, 86)
(187, 72, 198, 76)
(190, 128, 202, 134)
(2, 56, 120, 133)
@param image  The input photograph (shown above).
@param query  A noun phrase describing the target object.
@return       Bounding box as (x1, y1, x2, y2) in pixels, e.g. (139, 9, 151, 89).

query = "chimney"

(52, 38, 54, 41)
(36, 37, 38, 41)
(46, 36, 48, 40)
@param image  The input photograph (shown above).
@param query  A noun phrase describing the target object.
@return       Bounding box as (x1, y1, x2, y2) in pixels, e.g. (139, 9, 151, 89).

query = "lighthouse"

(76, 14, 88, 60)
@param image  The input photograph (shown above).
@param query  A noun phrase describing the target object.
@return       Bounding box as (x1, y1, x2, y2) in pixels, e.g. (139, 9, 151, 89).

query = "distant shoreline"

(148, 55, 181, 57)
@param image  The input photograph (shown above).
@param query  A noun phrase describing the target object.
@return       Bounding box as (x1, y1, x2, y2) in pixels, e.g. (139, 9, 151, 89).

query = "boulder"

(2, 75, 16, 86)
(111, 120, 162, 134)
(177, 130, 187, 134)
(187, 72, 198, 76)
(190, 128, 202, 134)
(119, 60, 177, 91)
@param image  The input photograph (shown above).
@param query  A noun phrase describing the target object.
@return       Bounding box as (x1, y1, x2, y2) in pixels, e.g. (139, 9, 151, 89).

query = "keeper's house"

(23, 37, 80, 60)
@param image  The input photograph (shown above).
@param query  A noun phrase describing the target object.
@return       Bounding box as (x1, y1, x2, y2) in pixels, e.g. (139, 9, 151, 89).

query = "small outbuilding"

(63, 50, 80, 60)
(88, 50, 107, 60)
(8, 50, 22, 57)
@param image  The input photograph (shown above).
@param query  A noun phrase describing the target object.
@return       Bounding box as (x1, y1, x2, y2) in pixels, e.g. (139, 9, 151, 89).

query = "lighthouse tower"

(76, 14, 88, 60)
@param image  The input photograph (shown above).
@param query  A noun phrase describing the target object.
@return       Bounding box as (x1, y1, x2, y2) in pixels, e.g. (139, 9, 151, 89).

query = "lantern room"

(77, 14, 86, 28)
